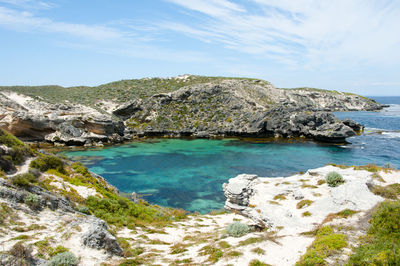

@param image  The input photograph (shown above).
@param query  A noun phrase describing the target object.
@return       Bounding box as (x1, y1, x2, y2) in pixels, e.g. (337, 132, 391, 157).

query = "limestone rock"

(82, 218, 123, 256)
(0, 78, 384, 145)
(223, 174, 258, 211)
(223, 166, 396, 234)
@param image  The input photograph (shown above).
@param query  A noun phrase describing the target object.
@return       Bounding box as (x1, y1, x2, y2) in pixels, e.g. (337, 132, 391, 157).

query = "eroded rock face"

(82, 218, 123, 256)
(122, 83, 364, 142)
(261, 105, 356, 142)
(0, 92, 125, 146)
(0, 78, 383, 145)
(223, 174, 258, 211)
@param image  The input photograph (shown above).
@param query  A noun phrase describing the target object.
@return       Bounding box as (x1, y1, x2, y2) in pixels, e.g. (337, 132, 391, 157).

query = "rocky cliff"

(0, 75, 384, 145)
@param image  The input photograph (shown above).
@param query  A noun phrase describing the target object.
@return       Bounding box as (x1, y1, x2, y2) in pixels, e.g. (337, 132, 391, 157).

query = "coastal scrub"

(347, 200, 400, 265)
(325, 172, 345, 187)
(297, 226, 347, 265)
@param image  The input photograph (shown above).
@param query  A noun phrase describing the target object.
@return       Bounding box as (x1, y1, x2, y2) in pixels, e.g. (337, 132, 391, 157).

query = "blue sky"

(0, 0, 399, 95)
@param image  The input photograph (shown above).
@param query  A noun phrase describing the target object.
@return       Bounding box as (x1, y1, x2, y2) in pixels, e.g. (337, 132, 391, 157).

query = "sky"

(0, 0, 399, 95)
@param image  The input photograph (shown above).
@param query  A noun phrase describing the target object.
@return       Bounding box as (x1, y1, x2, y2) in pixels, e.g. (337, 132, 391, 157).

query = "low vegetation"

(251, 247, 266, 255)
(369, 184, 400, 199)
(297, 226, 347, 265)
(8, 242, 34, 265)
(226, 222, 250, 237)
(0, 76, 268, 108)
(199, 245, 223, 263)
(323, 209, 358, 223)
(296, 199, 313, 209)
(0, 129, 33, 170)
(273, 194, 287, 200)
(325, 171, 345, 187)
(0, 202, 17, 226)
(24, 193, 40, 210)
(30, 154, 65, 174)
(249, 259, 270, 266)
(238, 236, 265, 246)
(47, 251, 78, 266)
(347, 200, 400, 265)
(10, 173, 38, 187)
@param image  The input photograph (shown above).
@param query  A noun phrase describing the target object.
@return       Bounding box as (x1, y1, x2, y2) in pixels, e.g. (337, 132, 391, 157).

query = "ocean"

(63, 96, 400, 213)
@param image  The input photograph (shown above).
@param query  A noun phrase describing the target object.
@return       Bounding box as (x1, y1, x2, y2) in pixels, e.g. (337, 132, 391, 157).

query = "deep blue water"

(63, 96, 400, 213)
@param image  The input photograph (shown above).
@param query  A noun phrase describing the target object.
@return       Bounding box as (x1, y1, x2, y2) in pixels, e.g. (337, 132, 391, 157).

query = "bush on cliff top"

(0, 129, 33, 167)
(10, 173, 38, 187)
(226, 222, 250, 237)
(47, 251, 78, 266)
(325, 172, 345, 187)
(30, 154, 65, 174)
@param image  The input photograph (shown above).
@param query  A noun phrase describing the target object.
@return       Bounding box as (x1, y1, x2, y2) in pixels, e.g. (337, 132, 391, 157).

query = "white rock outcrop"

(223, 165, 399, 234)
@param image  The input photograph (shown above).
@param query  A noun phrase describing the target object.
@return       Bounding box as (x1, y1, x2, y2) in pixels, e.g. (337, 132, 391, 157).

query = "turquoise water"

(63, 96, 400, 213)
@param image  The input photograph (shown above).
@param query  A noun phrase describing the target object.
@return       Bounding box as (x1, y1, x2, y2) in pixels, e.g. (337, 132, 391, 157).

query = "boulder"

(82, 218, 123, 256)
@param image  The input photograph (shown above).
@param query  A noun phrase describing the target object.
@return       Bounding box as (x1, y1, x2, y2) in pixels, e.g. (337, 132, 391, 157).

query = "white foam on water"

(381, 131, 400, 138)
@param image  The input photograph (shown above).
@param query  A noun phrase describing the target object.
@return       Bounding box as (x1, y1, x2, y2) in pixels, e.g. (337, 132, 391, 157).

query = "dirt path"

(7, 157, 34, 177)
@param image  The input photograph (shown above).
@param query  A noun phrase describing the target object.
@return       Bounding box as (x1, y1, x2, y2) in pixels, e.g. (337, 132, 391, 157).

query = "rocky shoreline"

(1, 128, 399, 265)
(0, 75, 384, 146)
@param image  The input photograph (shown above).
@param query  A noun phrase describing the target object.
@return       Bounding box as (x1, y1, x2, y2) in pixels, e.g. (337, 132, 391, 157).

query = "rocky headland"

(0, 75, 384, 146)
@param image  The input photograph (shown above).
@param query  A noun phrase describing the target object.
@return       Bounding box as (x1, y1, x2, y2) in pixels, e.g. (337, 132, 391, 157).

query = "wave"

(381, 131, 400, 138)
(362, 128, 400, 139)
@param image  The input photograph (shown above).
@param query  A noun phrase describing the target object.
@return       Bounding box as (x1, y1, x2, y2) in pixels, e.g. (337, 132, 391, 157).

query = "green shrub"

(0, 129, 33, 166)
(47, 252, 78, 266)
(30, 155, 65, 173)
(325, 172, 345, 187)
(226, 222, 249, 237)
(24, 193, 39, 209)
(369, 200, 400, 238)
(297, 226, 347, 265)
(49, 246, 69, 257)
(347, 200, 400, 265)
(85, 195, 175, 228)
(71, 162, 91, 177)
(75, 205, 90, 214)
(11, 173, 37, 187)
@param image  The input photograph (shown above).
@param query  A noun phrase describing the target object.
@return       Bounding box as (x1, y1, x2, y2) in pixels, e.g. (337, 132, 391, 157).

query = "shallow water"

(63, 96, 400, 213)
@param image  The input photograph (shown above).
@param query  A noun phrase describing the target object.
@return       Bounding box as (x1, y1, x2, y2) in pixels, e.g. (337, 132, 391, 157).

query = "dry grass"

(296, 200, 313, 209)
(273, 194, 287, 200)
(322, 209, 359, 224)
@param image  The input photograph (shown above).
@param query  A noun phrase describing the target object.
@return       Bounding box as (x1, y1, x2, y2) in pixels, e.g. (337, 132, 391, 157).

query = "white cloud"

(164, 0, 400, 68)
(0, 5, 210, 63)
(0, 7, 123, 40)
(0, 0, 56, 9)
(167, 0, 245, 17)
